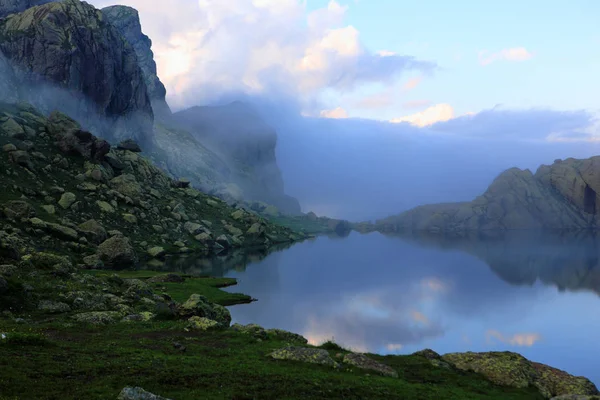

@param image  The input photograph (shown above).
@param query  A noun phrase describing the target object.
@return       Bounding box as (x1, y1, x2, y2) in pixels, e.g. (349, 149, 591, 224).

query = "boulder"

(110, 174, 142, 198)
(171, 178, 190, 188)
(78, 220, 107, 244)
(343, 353, 398, 378)
(269, 346, 338, 367)
(47, 113, 111, 161)
(186, 316, 219, 331)
(216, 234, 231, 249)
(443, 352, 599, 399)
(117, 386, 172, 400)
(184, 222, 204, 235)
(97, 236, 138, 268)
(147, 247, 166, 260)
(8, 150, 33, 170)
(72, 311, 121, 325)
(231, 323, 268, 340)
(266, 329, 308, 344)
(2, 143, 16, 152)
(3, 200, 35, 219)
(178, 294, 231, 326)
(37, 300, 71, 314)
(58, 192, 77, 209)
(116, 139, 142, 153)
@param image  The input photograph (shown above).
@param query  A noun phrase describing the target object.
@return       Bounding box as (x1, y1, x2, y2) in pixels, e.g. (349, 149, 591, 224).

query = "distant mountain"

(371, 156, 600, 232)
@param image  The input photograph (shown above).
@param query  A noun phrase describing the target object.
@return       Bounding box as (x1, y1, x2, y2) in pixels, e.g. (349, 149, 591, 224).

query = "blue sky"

(306, 0, 600, 119)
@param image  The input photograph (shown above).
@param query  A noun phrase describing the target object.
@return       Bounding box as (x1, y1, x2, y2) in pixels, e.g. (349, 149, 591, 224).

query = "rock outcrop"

(0, 0, 53, 19)
(374, 157, 600, 233)
(0, 0, 154, 146)
(443, 351, 599, 399)
(101, 5, 171, 117)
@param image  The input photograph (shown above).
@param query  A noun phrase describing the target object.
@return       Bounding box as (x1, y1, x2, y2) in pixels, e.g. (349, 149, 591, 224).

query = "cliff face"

(167, 102, 302, 215)
(101, 5, 171, 117)
(0, 0, 52, 18)
(0, 0, 154, 146)
(375, 157, 600, 233)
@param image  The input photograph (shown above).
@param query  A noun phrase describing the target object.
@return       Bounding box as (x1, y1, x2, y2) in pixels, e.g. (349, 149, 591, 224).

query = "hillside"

(370, 157, 600, 233)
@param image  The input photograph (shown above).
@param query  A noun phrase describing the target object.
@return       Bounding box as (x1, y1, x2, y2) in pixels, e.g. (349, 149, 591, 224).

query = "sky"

(89, 0, 600, 219)
(90, 0, 600, 126)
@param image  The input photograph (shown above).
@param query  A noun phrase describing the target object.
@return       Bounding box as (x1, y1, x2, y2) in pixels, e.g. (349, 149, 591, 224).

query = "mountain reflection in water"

(159, 230, 600, 386)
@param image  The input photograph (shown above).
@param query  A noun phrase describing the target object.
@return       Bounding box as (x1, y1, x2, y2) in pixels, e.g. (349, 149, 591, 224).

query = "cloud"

(390, 103, 455, 127)
(402, 76, 422, 91)
(88, 0, 435, 111)
(410, 311, 430, 325)
(402, 99, 432, 109)
(386, 343, 404, 352)
(479, 47, 533, 66)
(486, 330, 541, 347)
(320, 107, 349, 119)
(354, 91, 393, 109)
(433, 107, 595, 141)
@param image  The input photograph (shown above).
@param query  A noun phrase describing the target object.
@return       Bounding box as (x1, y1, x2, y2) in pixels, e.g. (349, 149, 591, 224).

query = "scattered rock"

(58, 192, 77, 209)
(147, 247, 166, 260)
(97, 201, 115, 213)
(3, 200, 35, 220)
(41, 205, 55, 215)
(97, 236, 138, 268)
(183, 222, 204, 235)
(443, 352, 599, 399)
(187, 316, 219, 331)
(72, 311, 121, 325)
(78, 220, 108, 244)
(343, 353, 398, 378)
(178, 294, 231, 326)
(0, 276, 8, 294)
(117, 139, 142, 153)
(412, 349, 452, 368)
(231, 323, 268, 340)
(173, 342, 186, 352)
(266, 329, 308, 344)
(2, 143, 16, 152)
(45, 223, 78, 241)
(37, 300, 71, 314)
(110, 174, 142, 198)
(117, 386, 172, 400)
(216, 234, 231, 249)
(269, 346, 338, 367)
(171, 178, 190, 188)
(123, 214, 138, 224)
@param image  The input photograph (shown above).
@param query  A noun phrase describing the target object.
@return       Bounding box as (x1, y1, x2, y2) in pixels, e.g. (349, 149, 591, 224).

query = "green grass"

(0, 320, 544, 400)
(84, 270, 253, 306)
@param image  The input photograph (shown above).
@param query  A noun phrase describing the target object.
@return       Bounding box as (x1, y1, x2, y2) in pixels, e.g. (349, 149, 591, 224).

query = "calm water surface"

(166, 231, 600, 386)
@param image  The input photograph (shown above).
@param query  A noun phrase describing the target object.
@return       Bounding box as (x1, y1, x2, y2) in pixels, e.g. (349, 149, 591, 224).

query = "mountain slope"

(372, 157, 600, 233)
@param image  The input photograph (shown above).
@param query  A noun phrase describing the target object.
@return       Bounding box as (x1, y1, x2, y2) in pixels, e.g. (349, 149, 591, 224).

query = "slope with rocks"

(0, 0, 154, 146)
(371, 157, 600, 233)
(0, 101, 306, 270)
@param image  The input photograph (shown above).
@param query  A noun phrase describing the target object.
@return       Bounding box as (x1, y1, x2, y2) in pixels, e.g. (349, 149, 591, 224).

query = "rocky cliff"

(101, 5, 171, 117)
(0, 0, 52, 18)
(373, 157, 600, 233)
(163, 102, 302, 215)
(0, 0, 154, 146)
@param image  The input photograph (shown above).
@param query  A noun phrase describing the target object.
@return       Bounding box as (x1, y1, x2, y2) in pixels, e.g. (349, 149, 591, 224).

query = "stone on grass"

(117, 386, 172, 400)
(343, 353, 398, 378)
(269, 346, 338, 367)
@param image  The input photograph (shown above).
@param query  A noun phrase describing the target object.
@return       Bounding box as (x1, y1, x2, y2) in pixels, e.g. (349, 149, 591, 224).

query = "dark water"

(165, 230, 600, 386)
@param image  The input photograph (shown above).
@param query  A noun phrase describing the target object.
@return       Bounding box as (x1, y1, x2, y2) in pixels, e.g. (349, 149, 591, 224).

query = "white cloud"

(354, 91, 393, 109)
(89, 0, 435, 110)
(320, 107, 349, 119)
(486, 330, 541, 347)
(479, 47, 533, 66)
(390, 103, 456, 127)
(402, 76, 422, 91)
(402, 99, 432, 109)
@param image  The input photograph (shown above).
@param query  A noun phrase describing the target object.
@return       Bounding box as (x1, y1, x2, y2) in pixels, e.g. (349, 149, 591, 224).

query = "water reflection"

(162, 230, 600, 385)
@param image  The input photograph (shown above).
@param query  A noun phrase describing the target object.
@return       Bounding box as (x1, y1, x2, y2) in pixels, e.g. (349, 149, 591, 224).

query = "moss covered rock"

(443, 352, 599, 399)
(269, 346, 338, 368)
(178, 294, 231, 326)
(97, 236, 138, 268)
(343, 353, 398, 378)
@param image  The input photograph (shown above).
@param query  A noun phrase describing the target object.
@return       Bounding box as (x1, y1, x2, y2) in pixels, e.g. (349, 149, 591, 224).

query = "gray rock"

(116, 139, 142, 153)
(58, 192, 76, 209)
(147, 247, 166, 259)
(0, 0, 54, 19)
(0, 276, 7, 294)
(178, 294, 231, 326)
(117, 386, 172, 400)
(9, 150, 33, 170)
(97, 236, 138, 268)
(343, 353, 398, 378)
(78, 220, 107, 244)
(38, 300, 71, 314)
(269, 346, 338, 367)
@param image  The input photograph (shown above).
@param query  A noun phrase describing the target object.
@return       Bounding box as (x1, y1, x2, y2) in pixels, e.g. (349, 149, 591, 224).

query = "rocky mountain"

(101, 5, 171, 117)
(0, 101, 306, 268)
(372, 157, 600, 233)
(0, 0, 301, 215)
(0, 0, 154, 146)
